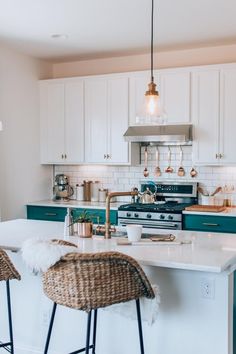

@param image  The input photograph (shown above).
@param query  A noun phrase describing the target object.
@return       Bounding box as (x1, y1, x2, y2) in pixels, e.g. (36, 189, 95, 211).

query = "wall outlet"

(200, 278, 215, 299)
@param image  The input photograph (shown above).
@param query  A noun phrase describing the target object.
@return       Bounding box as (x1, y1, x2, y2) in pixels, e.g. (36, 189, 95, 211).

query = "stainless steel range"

(118, 182, 197, 230)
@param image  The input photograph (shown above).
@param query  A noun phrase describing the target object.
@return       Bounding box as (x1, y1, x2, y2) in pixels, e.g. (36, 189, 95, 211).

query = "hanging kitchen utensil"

(197, 186, 209, 196)
(154, 147, 161, 177)
(143, 146, 149, 177)
(190, 168, 197, 178)
(165, 147, 174, 173)
(177, 147, 185, 177)
(190, 152, 198, 178)
(211, 186, 222, 196)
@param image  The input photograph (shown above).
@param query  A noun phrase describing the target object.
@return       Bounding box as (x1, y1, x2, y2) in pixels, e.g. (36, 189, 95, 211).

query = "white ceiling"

(0, 0, 236, 62)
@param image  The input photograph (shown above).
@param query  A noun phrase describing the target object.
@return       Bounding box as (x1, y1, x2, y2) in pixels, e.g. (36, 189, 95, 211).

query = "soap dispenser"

(63, 208, 73, 238)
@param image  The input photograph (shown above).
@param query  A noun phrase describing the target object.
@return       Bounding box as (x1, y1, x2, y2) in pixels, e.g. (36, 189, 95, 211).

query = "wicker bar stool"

(43, 251, 155, 354)
(0, 248, 21, 354)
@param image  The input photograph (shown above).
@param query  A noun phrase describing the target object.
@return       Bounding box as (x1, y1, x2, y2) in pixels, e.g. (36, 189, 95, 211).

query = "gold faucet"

(96, 190, 138, 239)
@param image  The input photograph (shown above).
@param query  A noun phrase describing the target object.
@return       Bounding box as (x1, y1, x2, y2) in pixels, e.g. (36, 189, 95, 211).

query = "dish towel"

(102, 284, 160, 325)
(21, 237, 79, 274)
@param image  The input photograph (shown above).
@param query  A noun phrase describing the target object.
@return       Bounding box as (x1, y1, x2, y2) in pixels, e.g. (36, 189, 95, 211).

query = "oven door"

(118, 218, 182, 230)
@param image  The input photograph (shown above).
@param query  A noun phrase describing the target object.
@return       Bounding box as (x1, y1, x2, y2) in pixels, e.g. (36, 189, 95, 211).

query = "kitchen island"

(0, 219, 235, 354)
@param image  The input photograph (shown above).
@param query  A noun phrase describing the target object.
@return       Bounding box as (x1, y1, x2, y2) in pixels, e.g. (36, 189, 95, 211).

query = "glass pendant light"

(136, 0, 166, 124)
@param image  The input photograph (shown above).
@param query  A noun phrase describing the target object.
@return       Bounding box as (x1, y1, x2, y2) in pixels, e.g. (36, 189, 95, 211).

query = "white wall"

(0, 44, 53, 220)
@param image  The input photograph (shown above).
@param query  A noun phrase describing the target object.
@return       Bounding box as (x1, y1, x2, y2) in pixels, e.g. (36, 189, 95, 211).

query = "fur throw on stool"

(21, 238, 79, 274)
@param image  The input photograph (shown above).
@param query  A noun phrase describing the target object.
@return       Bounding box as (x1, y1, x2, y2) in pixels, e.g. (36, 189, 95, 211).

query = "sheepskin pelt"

(21, 238, 79, 274)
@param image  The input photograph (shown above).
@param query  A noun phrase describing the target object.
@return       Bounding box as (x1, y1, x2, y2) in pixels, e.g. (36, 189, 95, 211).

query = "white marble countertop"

(183, 207, 236, 217)
(26, 200, 123, 210)
(1, 219, 236, 273)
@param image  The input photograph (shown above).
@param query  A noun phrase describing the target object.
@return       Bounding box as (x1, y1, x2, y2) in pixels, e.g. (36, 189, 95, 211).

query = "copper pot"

(77, 222, 93, 238)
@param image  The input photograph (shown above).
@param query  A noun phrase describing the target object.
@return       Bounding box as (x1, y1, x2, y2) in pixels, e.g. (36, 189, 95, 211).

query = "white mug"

(126, 224, 142, 242)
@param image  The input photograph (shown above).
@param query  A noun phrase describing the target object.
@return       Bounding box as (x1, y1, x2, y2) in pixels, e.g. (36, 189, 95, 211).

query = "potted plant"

(71, 210, 94, 238)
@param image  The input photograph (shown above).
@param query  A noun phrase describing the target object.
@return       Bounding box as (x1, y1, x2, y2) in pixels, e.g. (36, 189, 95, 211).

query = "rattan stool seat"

(0, 248, 20, 354)
(43, 249, 155, 354)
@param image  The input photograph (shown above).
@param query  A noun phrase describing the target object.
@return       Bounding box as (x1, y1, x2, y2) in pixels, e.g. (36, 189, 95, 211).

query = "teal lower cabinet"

(71, 208, 117, 225)
(27, 206, 67, 222)
(27, 205, 117, 225)
(183, 214, 236, 233)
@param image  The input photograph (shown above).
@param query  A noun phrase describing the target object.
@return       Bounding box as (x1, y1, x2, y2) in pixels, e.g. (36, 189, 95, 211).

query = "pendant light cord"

(151, 0, 154, 83)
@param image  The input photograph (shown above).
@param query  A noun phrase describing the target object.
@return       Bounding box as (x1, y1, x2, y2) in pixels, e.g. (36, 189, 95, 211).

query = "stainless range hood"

(123, 123, 193, 145)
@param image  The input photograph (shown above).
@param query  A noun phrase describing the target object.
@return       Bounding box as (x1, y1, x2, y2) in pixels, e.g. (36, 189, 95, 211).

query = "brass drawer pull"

(45, 212, 58, 216)
(202, 223, 219, 227)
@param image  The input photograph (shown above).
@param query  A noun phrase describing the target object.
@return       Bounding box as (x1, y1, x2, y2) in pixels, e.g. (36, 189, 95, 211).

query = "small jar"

(76, 183, 84, 201)
(98, 188, 108, 202)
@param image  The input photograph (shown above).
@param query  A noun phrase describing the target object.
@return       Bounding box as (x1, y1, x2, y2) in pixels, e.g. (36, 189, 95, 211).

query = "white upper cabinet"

(40, 82, 65, 163)
(191, 69, 220, 165)
(85, 76, 135, 164)
(219, 67, 236, 164)
(192, 64, 236, 165)
(159, 70, 191, 123)
(40, 80, 84, 164)
(129, 69, 190, 125)
(108, 78, 130, 164)
(84, 78, 108, 163)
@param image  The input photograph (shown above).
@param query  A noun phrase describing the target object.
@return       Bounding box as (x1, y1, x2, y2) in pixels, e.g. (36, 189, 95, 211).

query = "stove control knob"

(168, 215, 174, 220)
(126, 212, 131, 217)
(134, 213, 139, 218)
(147, 214, 152, 219)
(160, 214, 165, 220)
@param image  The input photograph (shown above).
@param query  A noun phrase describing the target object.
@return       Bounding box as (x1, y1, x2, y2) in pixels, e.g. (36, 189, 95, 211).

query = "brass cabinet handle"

(202, 223, 219, 227)
(45, 212, 57, 216)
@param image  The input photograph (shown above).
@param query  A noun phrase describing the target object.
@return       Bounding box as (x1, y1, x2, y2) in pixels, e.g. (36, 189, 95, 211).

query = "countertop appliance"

(118, 181, 197, 230)
(53, 174, 74, 201)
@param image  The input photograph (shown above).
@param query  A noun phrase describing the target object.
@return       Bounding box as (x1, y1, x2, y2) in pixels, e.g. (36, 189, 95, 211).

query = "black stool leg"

(85, 311, 92, 354)
(92, 309, 98, 354)
(136, 299, 144, 354)
(44, 302, 57, 354)
(6, 280, 14, 354)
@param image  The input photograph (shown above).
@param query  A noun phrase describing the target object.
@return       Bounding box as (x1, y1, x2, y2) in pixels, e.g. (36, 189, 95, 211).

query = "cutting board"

(185, 205, 226, 212)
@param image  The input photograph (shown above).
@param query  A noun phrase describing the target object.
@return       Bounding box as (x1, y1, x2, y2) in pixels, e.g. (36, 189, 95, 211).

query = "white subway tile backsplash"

(55, 146, 236, 201)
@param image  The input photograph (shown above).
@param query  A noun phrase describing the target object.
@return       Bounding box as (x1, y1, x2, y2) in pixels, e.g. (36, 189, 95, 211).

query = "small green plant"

(72, 210, 95, 224)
